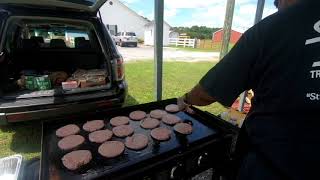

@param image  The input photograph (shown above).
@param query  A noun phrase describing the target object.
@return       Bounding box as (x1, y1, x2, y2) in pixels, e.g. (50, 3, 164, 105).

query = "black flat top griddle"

(40, 99, 223, 180)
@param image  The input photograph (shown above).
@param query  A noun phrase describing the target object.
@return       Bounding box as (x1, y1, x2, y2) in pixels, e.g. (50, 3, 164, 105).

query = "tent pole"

(238, 0, 265, 112)
(154, 0, 164, 101)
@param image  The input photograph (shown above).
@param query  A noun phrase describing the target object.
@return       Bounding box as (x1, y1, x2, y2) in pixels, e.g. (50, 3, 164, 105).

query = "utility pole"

(154, 0, 164, 101)
(219, 0, 235, 60)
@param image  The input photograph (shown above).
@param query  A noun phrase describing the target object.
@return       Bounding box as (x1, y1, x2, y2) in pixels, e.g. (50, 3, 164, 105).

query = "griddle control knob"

(197, 152, 209, 167)
(170, 163, 183, 179)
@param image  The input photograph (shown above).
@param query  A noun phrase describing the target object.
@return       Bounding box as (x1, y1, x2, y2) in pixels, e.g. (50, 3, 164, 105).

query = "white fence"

(169, 38, 196, 48)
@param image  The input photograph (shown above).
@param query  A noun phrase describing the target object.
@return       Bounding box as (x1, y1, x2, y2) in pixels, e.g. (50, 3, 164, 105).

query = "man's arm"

(184, 84, 216, 106)
(178, 25, 263, 110)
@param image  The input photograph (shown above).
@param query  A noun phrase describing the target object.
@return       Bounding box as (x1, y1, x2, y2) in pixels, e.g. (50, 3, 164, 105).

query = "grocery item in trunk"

(72, 69, 87, 78)
(35, 75, 51, 90)
(25, 76, 36, 90)
(73, 69, 107, 78)
(16, 75, 26, 89)
(79, 76, 106, 88)
(62, 81, 78, 90)
(49, 71, 68, 86)
(71, 69, 107, 88)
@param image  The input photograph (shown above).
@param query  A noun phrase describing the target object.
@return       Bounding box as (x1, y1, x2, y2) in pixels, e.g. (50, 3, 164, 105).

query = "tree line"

(171, 26, 221, 40)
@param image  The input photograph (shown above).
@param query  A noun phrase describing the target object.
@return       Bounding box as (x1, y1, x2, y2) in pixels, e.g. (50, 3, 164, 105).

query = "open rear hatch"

(0, 0, 107, 14)
(0, 11, 120, 120)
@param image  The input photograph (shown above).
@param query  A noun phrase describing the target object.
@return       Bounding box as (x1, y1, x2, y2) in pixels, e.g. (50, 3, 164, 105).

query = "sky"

(120, 0, 278, 32)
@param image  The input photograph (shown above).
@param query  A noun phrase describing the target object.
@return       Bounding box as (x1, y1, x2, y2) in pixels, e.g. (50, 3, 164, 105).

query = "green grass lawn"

(125, 61, 226, 115)
(0, 61, 226, 160)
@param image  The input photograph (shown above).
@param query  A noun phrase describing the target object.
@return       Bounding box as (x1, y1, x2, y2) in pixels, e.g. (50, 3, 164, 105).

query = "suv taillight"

(115, 58, 124, 81)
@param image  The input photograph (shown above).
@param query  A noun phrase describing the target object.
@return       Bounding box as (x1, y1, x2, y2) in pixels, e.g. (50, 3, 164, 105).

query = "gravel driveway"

(117, 45, 220, 62)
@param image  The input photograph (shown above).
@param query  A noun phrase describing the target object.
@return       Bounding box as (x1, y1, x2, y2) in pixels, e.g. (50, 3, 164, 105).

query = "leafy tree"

(171, 26, 221, 39)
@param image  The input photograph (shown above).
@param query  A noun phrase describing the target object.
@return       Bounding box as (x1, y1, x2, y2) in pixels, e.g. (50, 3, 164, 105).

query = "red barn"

(212, 29, 243, 44)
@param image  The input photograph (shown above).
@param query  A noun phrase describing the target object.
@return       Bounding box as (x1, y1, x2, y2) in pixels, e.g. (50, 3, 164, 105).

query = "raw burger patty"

(162, 114, 182, 125)
(83, 120, 104, 132)
(125, 134, 149, 150)
(98, 141, 125, 158)
(110, 116, 130, 126)
(56, 124, 80, 138)
(150, 127, 171, 141)
(112, 125, 134, 137)
(58, 135, 85, 151)
(150, 109, 167, 119)
(174, 123, 193, 135)
(165, 104, 180, 113)
(62, 150, 92, 170)
(129, 110, 146, 121)
(140, 118, 160, 129)
(89, 129, 113, 143)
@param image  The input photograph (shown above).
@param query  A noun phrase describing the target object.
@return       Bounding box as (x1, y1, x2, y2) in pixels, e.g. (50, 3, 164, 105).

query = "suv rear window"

(25, 26, 91, 49)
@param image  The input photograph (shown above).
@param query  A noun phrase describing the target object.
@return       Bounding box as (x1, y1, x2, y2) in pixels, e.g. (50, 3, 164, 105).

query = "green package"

(35, 75, 51, 90)
(25, 76, 36, 90)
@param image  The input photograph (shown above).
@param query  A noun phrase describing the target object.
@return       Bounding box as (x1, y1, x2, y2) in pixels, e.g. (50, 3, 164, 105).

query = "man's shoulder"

(244, 2, 311, 39)
(258, 1, 315, 28)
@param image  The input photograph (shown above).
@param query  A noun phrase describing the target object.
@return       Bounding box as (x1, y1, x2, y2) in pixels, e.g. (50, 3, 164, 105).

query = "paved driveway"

(117, 45, 220, 62)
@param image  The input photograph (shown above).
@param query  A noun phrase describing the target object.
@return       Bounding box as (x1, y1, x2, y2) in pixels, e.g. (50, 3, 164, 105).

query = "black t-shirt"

(200, 1, 320, 179)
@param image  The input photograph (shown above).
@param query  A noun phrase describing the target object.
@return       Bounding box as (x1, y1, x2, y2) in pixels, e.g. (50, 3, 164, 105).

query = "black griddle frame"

(40, 98, 237, 180)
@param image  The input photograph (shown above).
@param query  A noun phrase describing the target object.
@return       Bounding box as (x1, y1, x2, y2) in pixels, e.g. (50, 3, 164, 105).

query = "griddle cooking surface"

(41, 100, 219, 180)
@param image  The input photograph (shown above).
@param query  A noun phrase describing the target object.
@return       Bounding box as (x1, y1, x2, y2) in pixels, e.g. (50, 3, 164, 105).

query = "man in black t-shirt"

(178, 0, 320, 179)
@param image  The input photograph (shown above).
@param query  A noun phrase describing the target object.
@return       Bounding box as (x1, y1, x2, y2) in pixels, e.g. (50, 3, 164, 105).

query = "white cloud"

(165, 0, 225, 9)
(239, 4, 257, 15)
(233, 4, 257, 32)
(121, 0, 277, 32)
(164, 8, 178, 18)
(178, 1, 277, 32)
(178, 2, 227, 28)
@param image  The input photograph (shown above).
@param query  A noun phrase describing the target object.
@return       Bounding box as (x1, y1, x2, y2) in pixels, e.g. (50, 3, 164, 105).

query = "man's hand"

(177, 84, 217, 114)
(177, 95, 195, 114)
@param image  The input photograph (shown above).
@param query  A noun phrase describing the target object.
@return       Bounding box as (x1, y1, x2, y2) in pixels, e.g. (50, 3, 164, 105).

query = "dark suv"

(0, 0, 127, 124)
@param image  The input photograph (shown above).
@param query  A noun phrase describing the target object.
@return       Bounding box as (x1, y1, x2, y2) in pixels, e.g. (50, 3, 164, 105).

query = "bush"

(138, 38, 144, 44)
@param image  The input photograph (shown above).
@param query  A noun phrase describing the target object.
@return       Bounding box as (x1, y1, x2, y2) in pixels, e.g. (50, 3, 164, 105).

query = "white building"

(100, 0, 150, 39)
(100, 0, 177, 45)
(144, 21, 172, 46)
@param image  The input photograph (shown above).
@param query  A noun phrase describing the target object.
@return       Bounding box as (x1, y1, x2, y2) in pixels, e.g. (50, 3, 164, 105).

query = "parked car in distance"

(0, 0, 127, 124)
(114, 32, 138, 47)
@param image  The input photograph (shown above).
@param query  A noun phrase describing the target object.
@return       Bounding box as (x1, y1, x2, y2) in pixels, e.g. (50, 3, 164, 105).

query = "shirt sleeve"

(199, 26, 262, 107)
